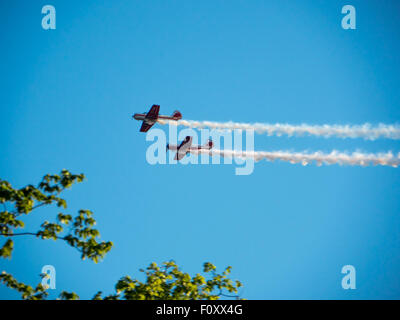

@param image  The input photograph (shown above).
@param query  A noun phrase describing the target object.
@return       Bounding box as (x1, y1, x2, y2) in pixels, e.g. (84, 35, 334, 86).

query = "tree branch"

(2, 232, 38, 237)
(2, 232, 67, 241)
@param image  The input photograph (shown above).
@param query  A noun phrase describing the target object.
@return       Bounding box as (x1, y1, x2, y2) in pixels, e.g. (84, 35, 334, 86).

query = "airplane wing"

(147, 105, 160, 119)
(140, 122, 154, 132)
(174, 152, 187, 161)
(174, 136, 193, 161)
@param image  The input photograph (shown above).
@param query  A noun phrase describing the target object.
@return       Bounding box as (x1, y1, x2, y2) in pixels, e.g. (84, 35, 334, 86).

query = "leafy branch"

(0, 170, 113, 262)
(0, 170, 244, 300)
(93, 261, 243, 300)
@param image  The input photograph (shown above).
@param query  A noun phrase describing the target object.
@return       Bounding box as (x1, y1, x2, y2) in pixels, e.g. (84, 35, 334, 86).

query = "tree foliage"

(0, 169, 112, 262)
(0, 170, 243, 300)
(94, 261, 242, 300)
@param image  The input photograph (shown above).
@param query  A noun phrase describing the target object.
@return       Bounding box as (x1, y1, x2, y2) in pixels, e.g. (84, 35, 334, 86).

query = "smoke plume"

(160, 120, 400, 140)
(191, 149, 400, 167)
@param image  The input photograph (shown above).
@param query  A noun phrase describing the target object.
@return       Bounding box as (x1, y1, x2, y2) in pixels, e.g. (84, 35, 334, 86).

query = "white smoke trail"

(159, 120, 400, 140)
(190, 149, 400, 167)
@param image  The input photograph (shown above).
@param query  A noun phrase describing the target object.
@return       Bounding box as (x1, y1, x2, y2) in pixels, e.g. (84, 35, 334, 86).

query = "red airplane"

(167, 136, 213, 161)
(133, 104, 182, 132)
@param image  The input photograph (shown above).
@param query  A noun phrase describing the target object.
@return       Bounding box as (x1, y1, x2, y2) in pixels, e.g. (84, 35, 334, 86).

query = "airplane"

(167, 136, 213, 161)
(133, 104, 182, 132)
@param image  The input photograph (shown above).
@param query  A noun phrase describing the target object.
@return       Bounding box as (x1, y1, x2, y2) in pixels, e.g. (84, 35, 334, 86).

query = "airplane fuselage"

(133, 113, 179, 123)
(133, 105, 182, 132)
(167, 136, 213, 161)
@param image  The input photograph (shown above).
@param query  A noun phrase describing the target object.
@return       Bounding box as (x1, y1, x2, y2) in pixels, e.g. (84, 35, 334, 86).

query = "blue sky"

(1, 0, 400, 299)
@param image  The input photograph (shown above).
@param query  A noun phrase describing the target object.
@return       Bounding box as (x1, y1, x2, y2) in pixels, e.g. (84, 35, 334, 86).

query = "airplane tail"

(171, 110, 182, 119)
(204, 139, 213, 149)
